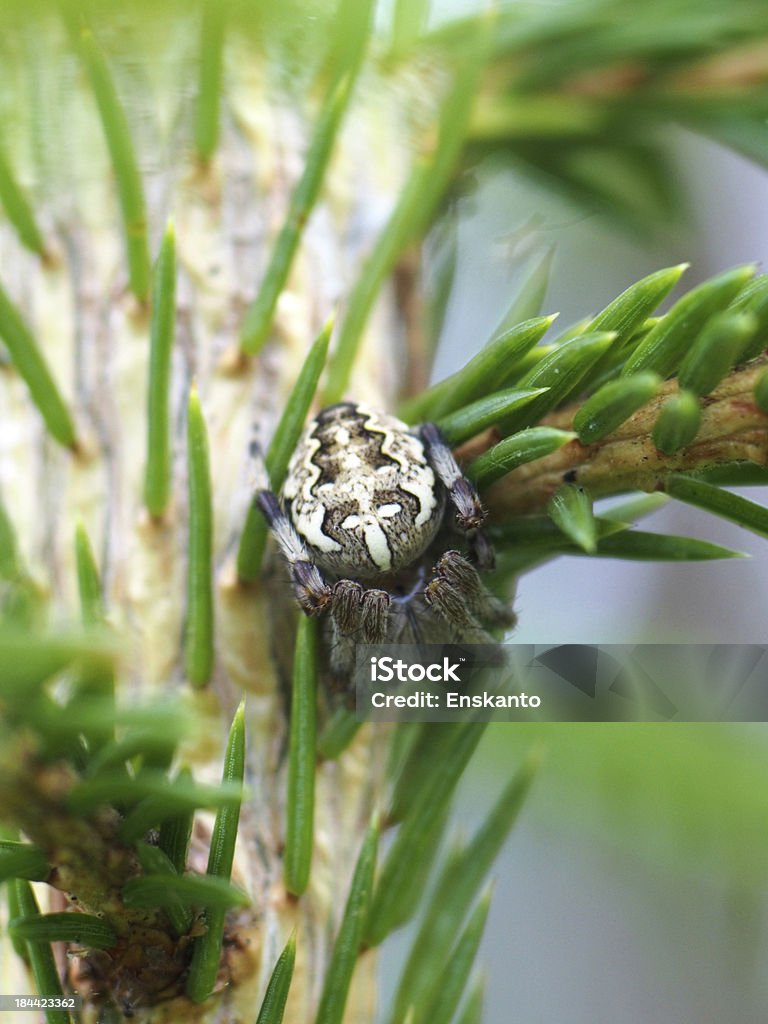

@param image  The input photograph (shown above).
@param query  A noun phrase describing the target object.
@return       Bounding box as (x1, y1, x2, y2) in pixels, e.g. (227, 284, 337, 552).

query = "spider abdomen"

(282, 402, 445, 579)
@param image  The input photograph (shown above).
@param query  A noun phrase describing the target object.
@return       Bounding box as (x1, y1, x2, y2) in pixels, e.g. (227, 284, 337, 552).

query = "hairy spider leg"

(331, 580, 391, 642)
(419, 422, 494, 569)
(331, 579, 364, 634)
(256, 491, 333, 615)
(419, 422, 484, 529)
(328, 579, 391, 680)
(425, 550, 515, 638)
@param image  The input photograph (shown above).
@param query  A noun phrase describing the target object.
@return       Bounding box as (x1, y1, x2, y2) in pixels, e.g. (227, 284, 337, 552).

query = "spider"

(254, 402, 514, 682)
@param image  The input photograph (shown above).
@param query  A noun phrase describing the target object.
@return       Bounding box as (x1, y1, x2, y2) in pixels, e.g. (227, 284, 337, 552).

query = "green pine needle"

(694, 463, 768, 487)
(548, 485, 597, 552)
(185, 386, 215, 686)
(0, 629, 114, 700)
(621, 265, 755, 379)
(366, 722, 486, 946)
(315, 820, 379, 1024)
(0, 142, 47, 255)
(68, 771, 241, 816)
(496, 523, 744, 572)
(74, 522, 104, 626)
(134, 842, 192, 934)
(505, 341, 556, 380)
(0, 503, 39, 622)
(240, 0, 374, 354)
(753, 366, 768, 414)
(500, 330, 616, 433)
(239, 74, 356, 354)
(388, 723, 471, 825)
(493, 514, 626, 545)
(317, 707, 362, 760)
(467, 427, 576, 488)
(436, 388, 548, 447)
(69, 699, 191, 750)
(729, 273, 768, 360)
(77, 28, 151, 301)
(158, 766, 195, 873)
(424, 214, 459, 352)
(265, 321, 333, 484)
(548, 315, 594, 346)
(678, 310, 756, 396)
(195, 0, 227, 162)
(389, 753, 537, 1024)
(598, 493, 670, 524)
(322, 158, 430, 404)
(0, 280, 76, 447)
(12, 881, 71, 1024)
(0, 492, 21, 580)
(573, 372, 660, 443)
(415, 890, 492, 1024)
(6, 878, 29, 963)
(255, 934, 297, 1024)
(186, 700, 246, 1003)
(651, 390, 701, 455)
(390, 0, 430, 57)
(10, 912, 117, 950)
(400, 316, 555, 424)
(583, 263, 689, 381)
(666, 475, 768, 539)
(324, 0, 377, 80)
(123, 873, 248, 911)
(144, 221, 177, 518)
(70, 523, 114, 755)
(494, 246, 556, 331)
(377, 799, 453, 945)
(323, 30, 490, 405)
(436, 316, 560, 420)
(284, 616, 318, 897)
(0, 841, 49, 884)
(85, 728, 178, 777)
(455, 976, 486, 1024)
(590, 263, 688, 341)
(590, 530, 744, 561)
(8, 694, 89, 757)
(237, 316, 332, 580)
(70, 704, 191, 770)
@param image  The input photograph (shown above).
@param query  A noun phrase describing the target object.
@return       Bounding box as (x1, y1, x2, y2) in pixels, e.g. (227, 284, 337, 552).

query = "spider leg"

(329, 580, 390, 641)
(425, 550, 515, 637)
(419, 422, 494, 570)
(256, 491, 332, 615)
(420, 422, 484, 529)
(328, 580, 391, 684)
(331, 579, 364, 633)
(361, 589, 390, 644)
